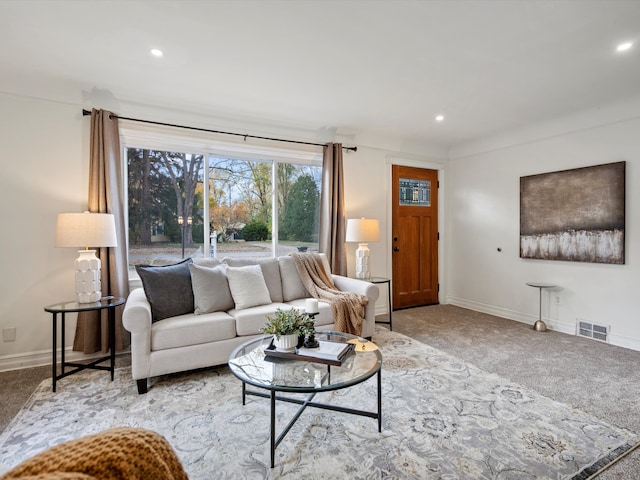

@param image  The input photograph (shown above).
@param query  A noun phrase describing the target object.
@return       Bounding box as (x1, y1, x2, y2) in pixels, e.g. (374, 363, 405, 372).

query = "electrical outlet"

(3, 327, 16, 342)
(554, 294, 563, 306)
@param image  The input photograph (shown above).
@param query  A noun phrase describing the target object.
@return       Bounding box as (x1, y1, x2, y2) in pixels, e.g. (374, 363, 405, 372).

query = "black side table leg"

(52, 313, 57, 392)
(387, 282, 393, 331)
(60, 312, 66, 376)
(109, 308, 116, 381)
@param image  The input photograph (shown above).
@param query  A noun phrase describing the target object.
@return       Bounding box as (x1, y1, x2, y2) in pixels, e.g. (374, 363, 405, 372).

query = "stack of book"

(264, 339, 355, 366)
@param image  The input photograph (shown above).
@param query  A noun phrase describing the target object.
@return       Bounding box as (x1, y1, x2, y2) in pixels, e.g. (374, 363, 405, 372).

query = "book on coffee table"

(264, 340, 354, 366)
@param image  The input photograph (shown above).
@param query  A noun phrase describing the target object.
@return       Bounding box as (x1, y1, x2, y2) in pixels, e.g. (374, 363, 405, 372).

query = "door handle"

(393, 247, 400, 252)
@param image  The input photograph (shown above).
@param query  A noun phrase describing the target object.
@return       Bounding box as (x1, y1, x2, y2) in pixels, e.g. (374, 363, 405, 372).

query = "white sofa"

(123, 254, 379, 393)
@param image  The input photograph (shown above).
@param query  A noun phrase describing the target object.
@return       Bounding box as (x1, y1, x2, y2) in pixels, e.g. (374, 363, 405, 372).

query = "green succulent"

(260, 308, 316, 339)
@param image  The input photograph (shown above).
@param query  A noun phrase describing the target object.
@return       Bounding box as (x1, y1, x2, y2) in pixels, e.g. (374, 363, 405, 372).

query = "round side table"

(44, 296, 125, 391)
(526, 283, 556, 332)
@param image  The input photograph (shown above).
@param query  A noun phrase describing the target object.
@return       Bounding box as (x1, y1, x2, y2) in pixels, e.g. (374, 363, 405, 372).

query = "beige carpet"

(1, 305, 639, 477)
(2, 326, 638, 479)
(392, 305, 640, 478)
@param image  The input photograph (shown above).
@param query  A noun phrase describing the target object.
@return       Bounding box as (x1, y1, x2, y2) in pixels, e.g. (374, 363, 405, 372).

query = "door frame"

(385, 156, 447, 309)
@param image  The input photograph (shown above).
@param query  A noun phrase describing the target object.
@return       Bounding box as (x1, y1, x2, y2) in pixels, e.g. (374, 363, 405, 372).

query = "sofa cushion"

(226, 265, 272, 310)
(135, 258, 194, 322)
(229, 302, 291, 336)
(193, 257, 223, 268)
(223, 257, 283, 302)
(188, 263, 234, 314)
(151, 311, 236, 351)
(278, 256, 309, 301)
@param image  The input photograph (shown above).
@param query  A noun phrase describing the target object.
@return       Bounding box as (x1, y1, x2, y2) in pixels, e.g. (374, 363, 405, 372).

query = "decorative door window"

(399, 178, 430, 206)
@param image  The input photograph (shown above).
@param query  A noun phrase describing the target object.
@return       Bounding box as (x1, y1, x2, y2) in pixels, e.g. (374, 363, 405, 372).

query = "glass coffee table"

(228, 331, 382, 468)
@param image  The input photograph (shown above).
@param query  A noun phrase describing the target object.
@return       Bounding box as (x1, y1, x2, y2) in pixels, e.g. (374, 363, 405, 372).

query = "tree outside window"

(126, 147, 321, 269)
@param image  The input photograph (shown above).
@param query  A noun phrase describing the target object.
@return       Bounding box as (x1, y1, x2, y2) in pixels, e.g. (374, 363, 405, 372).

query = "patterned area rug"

(1, 328, 637, 479)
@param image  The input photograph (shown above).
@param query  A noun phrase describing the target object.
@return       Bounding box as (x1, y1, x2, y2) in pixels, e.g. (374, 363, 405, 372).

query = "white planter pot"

(273, 334, 298, 352)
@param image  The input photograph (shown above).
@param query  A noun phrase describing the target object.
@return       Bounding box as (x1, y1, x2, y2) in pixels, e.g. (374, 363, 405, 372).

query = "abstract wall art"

(520, 161, 625, 264)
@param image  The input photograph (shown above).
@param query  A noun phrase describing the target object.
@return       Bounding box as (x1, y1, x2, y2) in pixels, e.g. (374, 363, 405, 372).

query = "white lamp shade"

(345, 218, 380, 243)
(56, 212, 117, 248)
(56, 212, 116, 303)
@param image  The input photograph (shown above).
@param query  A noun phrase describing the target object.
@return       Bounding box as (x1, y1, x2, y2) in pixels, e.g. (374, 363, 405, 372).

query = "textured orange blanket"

(1, 427, 187, 480)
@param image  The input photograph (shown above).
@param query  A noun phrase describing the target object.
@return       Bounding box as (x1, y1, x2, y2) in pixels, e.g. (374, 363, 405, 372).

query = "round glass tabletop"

(44, 296, 125, 313)
(228, 331, 382, 393)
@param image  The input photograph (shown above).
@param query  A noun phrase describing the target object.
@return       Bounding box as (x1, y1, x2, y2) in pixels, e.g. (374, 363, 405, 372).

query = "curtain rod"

(82, 109, 357, 152)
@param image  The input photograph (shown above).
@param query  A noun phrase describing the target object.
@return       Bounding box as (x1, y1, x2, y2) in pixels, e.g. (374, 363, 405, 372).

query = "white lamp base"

(75, 250, 102, 303)
(354, 243, 371, 279)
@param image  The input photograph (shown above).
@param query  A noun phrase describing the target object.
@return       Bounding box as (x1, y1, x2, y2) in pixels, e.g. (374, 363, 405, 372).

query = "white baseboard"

(5, 299, 638, 371)
(0, 348, 128, 373)
(446, 296, 640, 352)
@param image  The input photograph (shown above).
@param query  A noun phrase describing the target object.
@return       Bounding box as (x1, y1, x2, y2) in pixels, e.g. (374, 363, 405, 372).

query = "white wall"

(446, 115, 640, 350)
(0, 92, 440, 370)
(0, 93, 89, 369)
(5, 87, 638, 371)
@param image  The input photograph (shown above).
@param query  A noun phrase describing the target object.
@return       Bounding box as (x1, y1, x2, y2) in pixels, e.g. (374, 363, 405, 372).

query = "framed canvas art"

(520, 161, 625, 264)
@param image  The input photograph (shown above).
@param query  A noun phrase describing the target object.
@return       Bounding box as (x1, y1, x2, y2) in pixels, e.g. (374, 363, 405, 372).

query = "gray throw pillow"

(136, 258, 194, 322)
(278, 256, 309, 301)
(189, 263, 234, 314)
(226, 265, 272, 310)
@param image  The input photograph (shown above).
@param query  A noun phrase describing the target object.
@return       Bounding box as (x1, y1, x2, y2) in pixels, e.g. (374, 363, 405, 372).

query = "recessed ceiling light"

(150, 48, 164, 57)
(435, 115, 445, 122)
(616, 42, 633, 52)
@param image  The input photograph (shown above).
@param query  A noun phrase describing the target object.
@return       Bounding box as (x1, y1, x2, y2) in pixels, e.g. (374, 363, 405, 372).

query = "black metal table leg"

(270, 390, 276, 468)
(371, 278, 393, 330)
(60, 312, 66, 376)
(387, 281, 393, 331)
(109, 308, 116, 380)
(377, 369, 382, 432)
(52, 313, 57, 392)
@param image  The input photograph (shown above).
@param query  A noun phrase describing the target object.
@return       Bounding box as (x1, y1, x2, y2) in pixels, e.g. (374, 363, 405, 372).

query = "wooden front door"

(391, 165, 439, 309)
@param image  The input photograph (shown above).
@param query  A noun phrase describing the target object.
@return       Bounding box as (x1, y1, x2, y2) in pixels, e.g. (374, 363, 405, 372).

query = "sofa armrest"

(122, 288, 152, 334)
(332, 275, 380, 338)
(122, 288, 153, 381)
(332, 275, 380, 302)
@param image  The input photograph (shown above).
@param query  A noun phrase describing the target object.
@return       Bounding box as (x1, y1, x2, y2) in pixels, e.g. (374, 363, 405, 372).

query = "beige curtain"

(319, 143, 347, 276)
(74, 109, 130, 353)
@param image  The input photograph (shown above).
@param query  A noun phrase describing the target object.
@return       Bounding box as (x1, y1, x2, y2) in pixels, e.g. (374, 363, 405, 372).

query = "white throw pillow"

(226, 265, 272, 310)
(223, 257, 283, 302)
(189, 263, 234, 314)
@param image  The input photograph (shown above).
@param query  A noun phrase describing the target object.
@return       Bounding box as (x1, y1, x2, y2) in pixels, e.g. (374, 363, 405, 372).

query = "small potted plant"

(261, 308, 315, 351)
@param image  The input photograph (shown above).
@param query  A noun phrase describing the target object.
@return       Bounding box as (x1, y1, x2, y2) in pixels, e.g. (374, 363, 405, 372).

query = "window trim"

(120, 122, 323, 274)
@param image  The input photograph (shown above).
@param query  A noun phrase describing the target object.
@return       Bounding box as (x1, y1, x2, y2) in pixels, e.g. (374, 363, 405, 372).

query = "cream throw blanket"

(291, 252, 368, 336)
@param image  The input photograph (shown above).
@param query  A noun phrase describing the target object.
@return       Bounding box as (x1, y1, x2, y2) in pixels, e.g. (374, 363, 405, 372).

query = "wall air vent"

(576, 320, 609, 342)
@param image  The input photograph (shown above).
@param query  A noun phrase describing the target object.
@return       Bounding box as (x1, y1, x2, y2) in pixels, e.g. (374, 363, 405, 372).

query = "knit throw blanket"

(291, 252, 368, 336)
(0, 427, 188, 480)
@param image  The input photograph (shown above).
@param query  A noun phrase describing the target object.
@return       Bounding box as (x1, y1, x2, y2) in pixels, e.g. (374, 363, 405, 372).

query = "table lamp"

(345, 218, 380, 279)
(55, 212, 117, 303)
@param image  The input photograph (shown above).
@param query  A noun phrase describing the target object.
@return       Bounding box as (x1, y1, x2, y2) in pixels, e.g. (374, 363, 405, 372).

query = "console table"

(44, 296, 125, 392)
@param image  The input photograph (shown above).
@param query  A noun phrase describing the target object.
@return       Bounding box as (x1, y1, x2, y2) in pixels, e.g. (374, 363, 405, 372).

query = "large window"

(124, 133, 321, 270)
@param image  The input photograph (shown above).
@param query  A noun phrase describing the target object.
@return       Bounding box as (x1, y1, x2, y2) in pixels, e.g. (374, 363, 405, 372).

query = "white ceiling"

(1, 0, 639, 152)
